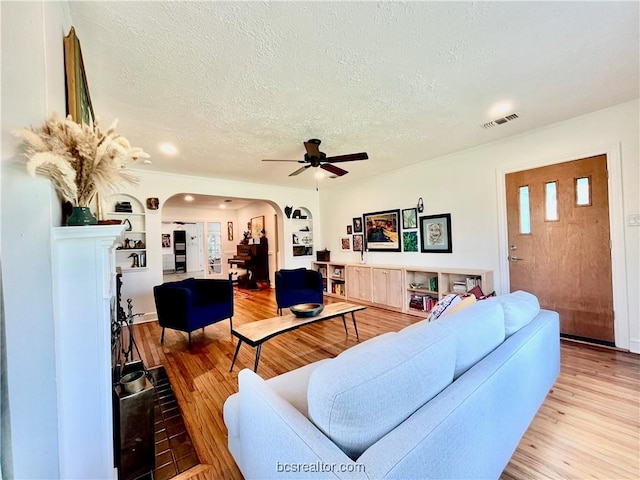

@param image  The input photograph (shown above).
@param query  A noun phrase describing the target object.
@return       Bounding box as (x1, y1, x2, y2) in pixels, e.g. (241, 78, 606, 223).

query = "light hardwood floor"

(134, 287, 640, 479)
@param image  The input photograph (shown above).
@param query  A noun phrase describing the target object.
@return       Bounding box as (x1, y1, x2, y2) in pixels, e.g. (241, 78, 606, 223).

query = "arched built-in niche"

(289, 206, 313, 258)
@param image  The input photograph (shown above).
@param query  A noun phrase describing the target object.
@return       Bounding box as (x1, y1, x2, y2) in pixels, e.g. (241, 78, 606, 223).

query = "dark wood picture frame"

(352, 217, 363, 233)
(363, 209, 401, 252)
(64, 27, 94, 126)
(419, 213, 452, 253)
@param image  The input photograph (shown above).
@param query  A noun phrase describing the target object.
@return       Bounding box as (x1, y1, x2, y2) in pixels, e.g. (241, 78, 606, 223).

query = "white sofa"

(223, 291, 560, 479)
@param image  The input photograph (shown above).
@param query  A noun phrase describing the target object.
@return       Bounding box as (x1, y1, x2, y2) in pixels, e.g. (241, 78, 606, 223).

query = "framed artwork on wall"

(402, 208, 417, 229)
(347, 225, 353, 234)
(402, 231, 418, 252)
(419, 213, 452, 253)
(352, 217, 363, 233)
(63, 27, 94, 126)
(341, 237, 351, 250)
(352, 234, 363, 252)
(162, 234, 171, 248)
(363, 209, 401, 252)
(250, 216, 264, 238)
(227, 221, 233, 241)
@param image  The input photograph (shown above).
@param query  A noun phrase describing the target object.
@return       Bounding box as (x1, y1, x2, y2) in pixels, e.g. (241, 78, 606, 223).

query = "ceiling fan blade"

(325, 152, 368, 163)
(289, 165, 312, 177)
(304, 140, 321, 158)
(320, 163, 348, 176)
(262, 159, 303, 162)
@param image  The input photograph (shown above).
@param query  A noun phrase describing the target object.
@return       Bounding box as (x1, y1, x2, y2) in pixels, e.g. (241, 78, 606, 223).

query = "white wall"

(319, 100, 639, 352)
(0, 2, 71, 477)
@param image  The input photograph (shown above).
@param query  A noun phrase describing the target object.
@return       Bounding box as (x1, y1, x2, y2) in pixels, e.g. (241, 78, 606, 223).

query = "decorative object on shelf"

(242, 231, 251, 245)
(352, 234, 363, 252)
(417, 197, 424, 213)
(292, 209, 301, 219)
(12, 113, 148, 224)
(129, 253, 139, 268)
(227, 221, 233, 241)
(284, 206, 293, 218)
(290, 303, 324, 318)
(341, 237, 351, 250)
(402, 208, 417, 229)
(316, 249, 331, 262)
(146, 197, 159, 210)
(115, 201, 133, 213)
(419, 213, 452, 253)
(363, 209, 401, 252)
(123, 218, 132, 231)
(347, 225, 353, 234)
(353, 217, 363, 233)
(403, 231, 419, 252)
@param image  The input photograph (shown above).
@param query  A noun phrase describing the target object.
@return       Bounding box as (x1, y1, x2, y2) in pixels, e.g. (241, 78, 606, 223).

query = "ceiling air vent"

(481, 113, 519, 129)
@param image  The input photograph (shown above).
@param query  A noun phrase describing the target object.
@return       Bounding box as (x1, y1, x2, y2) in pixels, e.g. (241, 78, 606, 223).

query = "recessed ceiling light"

(184, 195, 194, 202)
(219, 204, 226, 209)
(314, 170, 324, 179)
(489, 101, 513, 117)
(159, 143, 178, 155)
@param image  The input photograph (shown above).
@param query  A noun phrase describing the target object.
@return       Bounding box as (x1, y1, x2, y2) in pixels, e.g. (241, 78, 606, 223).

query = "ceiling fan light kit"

(262, 139, 368, 178)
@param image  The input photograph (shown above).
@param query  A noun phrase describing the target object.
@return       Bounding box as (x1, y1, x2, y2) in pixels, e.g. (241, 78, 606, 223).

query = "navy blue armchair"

(153, 277, 234, 348)
(275, 268, 324, 315)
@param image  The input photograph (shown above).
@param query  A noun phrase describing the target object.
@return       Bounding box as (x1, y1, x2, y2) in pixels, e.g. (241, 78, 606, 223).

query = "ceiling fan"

(262, 139, 368, 177)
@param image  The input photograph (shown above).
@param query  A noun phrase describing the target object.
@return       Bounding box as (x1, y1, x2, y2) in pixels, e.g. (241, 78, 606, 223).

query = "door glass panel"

(545, 181, 558, 221)
(519, 186, 531, 234)
(207, 222, 222, 274)
(576, 177, 591, 206)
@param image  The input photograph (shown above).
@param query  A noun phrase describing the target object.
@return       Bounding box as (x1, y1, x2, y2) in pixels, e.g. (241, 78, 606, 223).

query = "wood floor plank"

(133, 287, 640, 479)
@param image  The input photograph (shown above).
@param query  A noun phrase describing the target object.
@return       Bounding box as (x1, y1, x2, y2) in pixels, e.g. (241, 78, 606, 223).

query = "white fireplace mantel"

(51, 225, 124, 479)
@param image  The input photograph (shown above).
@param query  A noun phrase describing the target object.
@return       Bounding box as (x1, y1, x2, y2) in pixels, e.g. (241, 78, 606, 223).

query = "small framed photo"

(341, 237, 351, 250)
(347, 225, 353, 234)
(227, 221, 233, 241)
(352, 234, 363, 252)
(402, 231, 418, 252)
(419, 213, 452, 253)
(402, 208, 417, 229)
(161, 234, 171, 248)
(352, 217, 363, 233)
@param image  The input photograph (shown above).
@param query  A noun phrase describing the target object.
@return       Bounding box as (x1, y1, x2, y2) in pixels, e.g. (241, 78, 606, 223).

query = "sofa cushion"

(486, 290, 540, 337)
(437, 300, 505, 379)
(307, 322, 456, 459)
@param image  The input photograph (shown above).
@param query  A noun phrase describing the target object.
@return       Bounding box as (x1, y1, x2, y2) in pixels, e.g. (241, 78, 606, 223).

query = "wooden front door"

(505, 155, 614, 343)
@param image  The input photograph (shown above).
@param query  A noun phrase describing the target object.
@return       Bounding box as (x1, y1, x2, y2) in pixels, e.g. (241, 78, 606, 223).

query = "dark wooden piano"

(228, 238, 269, 289)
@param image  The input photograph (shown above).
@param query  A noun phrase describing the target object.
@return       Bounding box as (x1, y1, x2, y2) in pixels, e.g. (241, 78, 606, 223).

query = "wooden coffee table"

(229, 302, 365, 372)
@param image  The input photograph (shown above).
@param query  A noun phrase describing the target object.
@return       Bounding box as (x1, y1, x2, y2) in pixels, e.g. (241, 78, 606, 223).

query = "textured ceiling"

(68, 1, 639, 190)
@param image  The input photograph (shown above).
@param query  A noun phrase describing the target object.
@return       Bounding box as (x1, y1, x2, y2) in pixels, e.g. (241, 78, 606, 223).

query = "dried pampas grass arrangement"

(13, 113, 149, 207)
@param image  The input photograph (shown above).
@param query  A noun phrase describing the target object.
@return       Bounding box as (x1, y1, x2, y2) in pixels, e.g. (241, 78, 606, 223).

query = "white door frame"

(496, 143, 630, 350)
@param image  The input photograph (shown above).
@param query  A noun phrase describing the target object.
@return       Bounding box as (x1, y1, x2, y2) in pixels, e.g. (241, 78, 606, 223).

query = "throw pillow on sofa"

(307, 321, 456, 460)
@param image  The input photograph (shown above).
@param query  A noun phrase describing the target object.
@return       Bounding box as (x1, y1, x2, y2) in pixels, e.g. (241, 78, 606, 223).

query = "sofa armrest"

(304, 270, 324, 290)
(232, 369, 369, 479)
